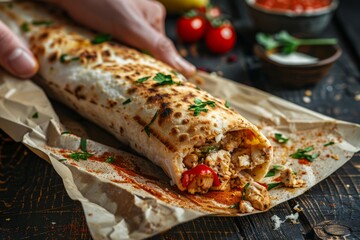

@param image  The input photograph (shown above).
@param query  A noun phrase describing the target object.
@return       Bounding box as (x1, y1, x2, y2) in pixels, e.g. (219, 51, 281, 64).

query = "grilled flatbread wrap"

(0, 3, 272, 204)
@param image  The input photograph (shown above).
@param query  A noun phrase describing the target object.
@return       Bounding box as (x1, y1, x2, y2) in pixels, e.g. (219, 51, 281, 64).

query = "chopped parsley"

(153, 73, 178, 85)
(200, 145, 219, 154)
(289, 146, 319, 162)
(229, 202, 239, 209)
(21, 22, 30, 32)
(68, 152, 93, 161)
(80, 138, 88, 152)
(122, 98, 131, 105)
(188, 98, 216, 116)
(136, 76, 151, 83)
(274, 133, 289, 144)
(60, 54, 80, 63)
(265, 165, 282, 177)
(31, 112, 39, 119)
(195, 86, 201, 90)
(32, 20, 54, 26)
(61, 130, 71, 135)
(242, 182, 250, 200)
(91, 33, 112, 44)
(59, 158, 67, 162)
(267, 182, 282, 190)
(225, 100, 230, 108)
(144, 111, 158, 137)
(105, 156, 115, 163)
(324, 141, 335, 147)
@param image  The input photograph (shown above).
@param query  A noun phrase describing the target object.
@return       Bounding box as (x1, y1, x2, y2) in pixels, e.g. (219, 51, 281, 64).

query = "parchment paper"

(0, 70, 359, 239)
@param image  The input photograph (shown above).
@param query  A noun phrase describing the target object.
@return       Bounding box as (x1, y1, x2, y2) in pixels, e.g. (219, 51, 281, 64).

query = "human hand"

(0, 21, 38, 78)
(55, 0, 196, 77)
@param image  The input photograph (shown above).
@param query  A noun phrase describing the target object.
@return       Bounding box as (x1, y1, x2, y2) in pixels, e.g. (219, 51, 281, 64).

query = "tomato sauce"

(255, 0, 332, 13)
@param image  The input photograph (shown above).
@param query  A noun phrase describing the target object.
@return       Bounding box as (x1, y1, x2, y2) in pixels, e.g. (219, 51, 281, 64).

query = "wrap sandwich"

(0, 2, 273, 211)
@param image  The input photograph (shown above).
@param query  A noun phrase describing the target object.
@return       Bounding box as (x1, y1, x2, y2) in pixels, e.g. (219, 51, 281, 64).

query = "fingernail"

(8, 48, 37, 77)
(175, 56, 196, 77)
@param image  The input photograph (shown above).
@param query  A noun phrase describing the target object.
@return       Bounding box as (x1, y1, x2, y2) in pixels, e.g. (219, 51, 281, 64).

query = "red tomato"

(177, 16, 206, 43)
(181, 164, 220, 188)
(205, 23, 236, 54)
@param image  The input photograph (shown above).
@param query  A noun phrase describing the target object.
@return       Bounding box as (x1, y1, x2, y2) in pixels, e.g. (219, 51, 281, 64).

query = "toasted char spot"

(158, 107, 173, 126)
(119, 127, 124, 134)
(182, 119, 189, 124)
(187, 126, 197, 134)
(174, 112, 182, 118)
(127, 87, 137, 95)
(178, 133, 189, 142)
(74, 85, 86, 100)
(38, 31, 49, 40)
(176, 103, 182, 107)
(101, 50, 111, 57)
(64, 84, 73, 94)
(170, 127, 180, 135)
(48, 52, 58, 63)
(146, 93, 170, 104)
(107, 99, 117, 108)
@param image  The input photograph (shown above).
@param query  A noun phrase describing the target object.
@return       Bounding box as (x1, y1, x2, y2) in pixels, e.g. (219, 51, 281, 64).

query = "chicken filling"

(182, 130, 269, 195)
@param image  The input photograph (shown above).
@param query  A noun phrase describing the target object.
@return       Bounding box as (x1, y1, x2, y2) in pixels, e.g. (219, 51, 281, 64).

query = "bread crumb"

(293, 204, 303, 212)
(331, 154, 339, 160)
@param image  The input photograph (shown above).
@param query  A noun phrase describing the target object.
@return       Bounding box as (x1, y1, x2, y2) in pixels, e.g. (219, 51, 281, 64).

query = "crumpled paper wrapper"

(1, 70, 359, 239)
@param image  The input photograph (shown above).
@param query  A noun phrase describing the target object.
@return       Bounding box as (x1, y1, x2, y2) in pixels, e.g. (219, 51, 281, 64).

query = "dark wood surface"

(1, 0, 360, 239)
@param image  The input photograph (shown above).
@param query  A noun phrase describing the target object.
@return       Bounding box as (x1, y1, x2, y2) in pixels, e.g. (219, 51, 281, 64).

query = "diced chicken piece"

(186, 173, 214, 194)
(251, 145, 267, 165)
(221, 131, 243, 152)
(280, 168, 305, 188)
(205, 150, 231, 191)
(239, 200, 255, 213)
(183, 154, 198, 169)
(244, 182, 270, 211)
(231, 148, 251, 171)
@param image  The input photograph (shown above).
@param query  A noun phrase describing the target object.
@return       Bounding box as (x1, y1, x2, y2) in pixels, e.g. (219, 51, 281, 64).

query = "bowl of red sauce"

(245, 0, 339, 35)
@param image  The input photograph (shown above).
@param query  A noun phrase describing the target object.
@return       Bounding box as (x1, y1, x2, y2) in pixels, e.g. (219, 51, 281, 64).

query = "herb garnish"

(61, 130, 71, 135)
(136, 76, 151, 83)
(122, 98, 131, 105)
(256, 31, 337, 55)
(225, 100, 230, 108)
(105, 156, 115, 163)
(32, 20, 54, 26)
(195, 86, 201, 90)
(91, 33, 112, 44)
(265, 165, 282, 178)
(274, 133, 289, 144)
(324, 141, 335, 147)
(60, 54, 80, 63)
(153, 73, 178, 85)
(200, 145, 219, 154)
(268, 182, 282, 190)
(242, 182, 250, 200)
(68, 152, 93, 161)
(189, 98, 216, 116)
(80, 138, 88, 152)
(144, 111, 158, 137)
(59, 159, 67, 162)
(289, 146, 319, 162)
(229, 202, 239, 209)
(31, 112, 39, 119)
(21, 23, 30, 32)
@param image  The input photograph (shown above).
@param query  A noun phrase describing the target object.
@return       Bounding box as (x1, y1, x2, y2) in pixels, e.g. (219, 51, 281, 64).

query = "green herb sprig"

(153, 73, 178, 85)
(229, 202, 239, 209)
(265, 165, 282, 178)
(122, 98, 131, 105)
(60, 54, 80, 63)
(68, 152, 93, 161)
(106, 156, 115, 163)
(144, 111, 158, 137)
(136, 76, 151, 83)
(32, 20, 54, 26)
(31, 112, 38, 119)
(91, 33, 112, 44)
(242, 182, 250, 200)
(189, 98, 216, 116)
(256, 31, 337, 55)
(274, 133, 289, 144)
(289, 146, 319, 162)
(324, 141, 335, 147)
(267, 182, 282, 190)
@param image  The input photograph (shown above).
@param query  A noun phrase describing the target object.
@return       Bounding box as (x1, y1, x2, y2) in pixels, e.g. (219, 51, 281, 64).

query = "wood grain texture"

(1, 0, 360, 239)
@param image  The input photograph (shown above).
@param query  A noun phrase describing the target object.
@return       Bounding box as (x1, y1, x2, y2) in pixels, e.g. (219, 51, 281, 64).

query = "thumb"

(0, 21, 38, 78)
(149, 33, 196, 77)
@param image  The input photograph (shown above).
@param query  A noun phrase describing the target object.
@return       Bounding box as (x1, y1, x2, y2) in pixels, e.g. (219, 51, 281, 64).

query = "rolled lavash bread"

(0, 2, 272, 195)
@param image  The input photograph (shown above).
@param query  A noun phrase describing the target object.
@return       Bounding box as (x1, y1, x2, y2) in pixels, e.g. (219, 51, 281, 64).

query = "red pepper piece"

(181, 164, 220, 188)
(257, 182, 269, 190)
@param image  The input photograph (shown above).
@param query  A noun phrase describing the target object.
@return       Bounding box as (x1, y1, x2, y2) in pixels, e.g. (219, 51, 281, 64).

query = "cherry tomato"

(181, 164, 220, 188)
(177, 16, 206, 43)
(205, 22, 236, 54)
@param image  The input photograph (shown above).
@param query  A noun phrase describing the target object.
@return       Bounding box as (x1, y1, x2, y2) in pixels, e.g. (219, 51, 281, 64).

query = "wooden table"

(1, 0, 359, 239)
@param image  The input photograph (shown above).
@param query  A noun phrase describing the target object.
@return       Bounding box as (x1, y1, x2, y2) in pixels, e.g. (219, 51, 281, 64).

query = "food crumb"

(354, 94, 360, 101)
(331, 154, 340, 160)
(179, 47, 188, 57)
(5, 218, 10, 221)
(191, 75, 205, 85)
(346, 184, 350, 188)
(304, 90, 312, 96)
(88, 213, 93, 217)
(302, 96, 311, 103)
(51, 222, 56, 225)
(293, 204, 303, 212)
(329, 203, 336, 208)
(271, 215, 283, 230)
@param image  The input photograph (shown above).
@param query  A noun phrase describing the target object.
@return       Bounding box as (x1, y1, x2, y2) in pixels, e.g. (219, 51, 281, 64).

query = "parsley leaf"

(267, 182, 282, 190)
(80, 138, 87, 152)
(61, 131, 71, 135)
(265, 165, 282, 177)
(59, 158, 67, 162)
(229, 202, 239, 209)
(91, 33, 112, 44)
(68, 152, 93, 161)
(324, 141, 335, 147)
(153, 73, 177, 85)
(32, 20, 54, 26)
(122, 98, 131, 105)
(289, 146, 319, 162)
(225, 100, 230, 108)
(189, 98, 216, 116)
(242, 182, 250, 200)
(274, 133, 289, 144)
(21, 22, 30, 32)
(144, 111, 158, 137)
(60, 54, 80, 63)
(106, 156, 115, 163)
(136, 76, 151, 83)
